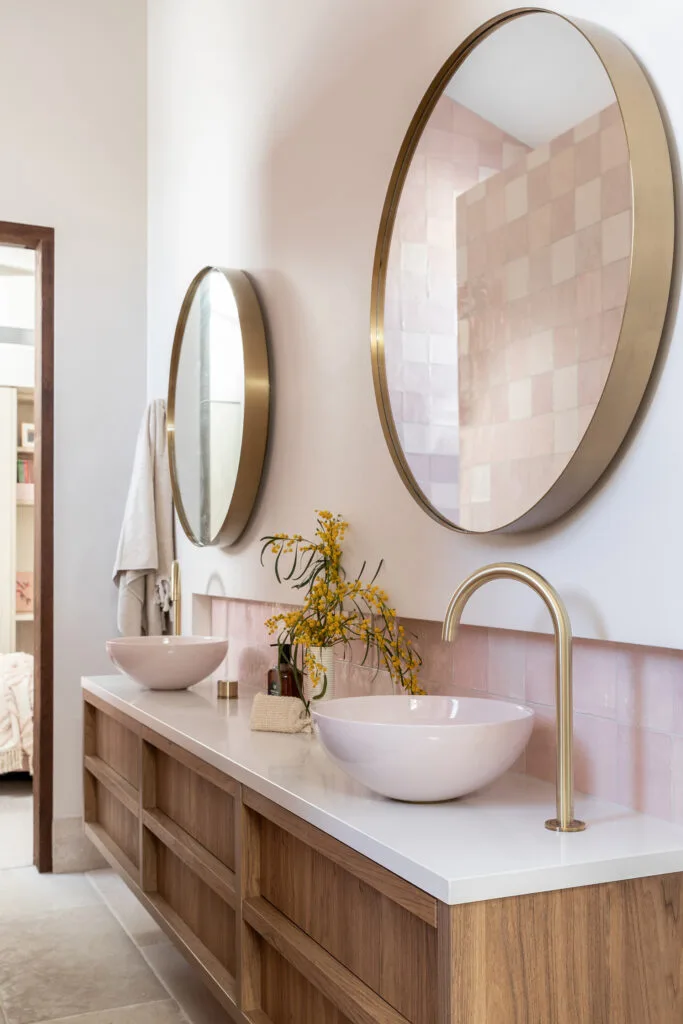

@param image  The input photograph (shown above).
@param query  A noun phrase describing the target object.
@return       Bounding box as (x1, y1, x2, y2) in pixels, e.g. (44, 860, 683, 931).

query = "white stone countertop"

(83, 674, 683, 905)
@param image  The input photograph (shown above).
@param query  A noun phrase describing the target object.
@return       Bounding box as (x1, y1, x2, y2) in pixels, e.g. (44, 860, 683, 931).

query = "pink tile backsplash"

(211, 595, 683, 824)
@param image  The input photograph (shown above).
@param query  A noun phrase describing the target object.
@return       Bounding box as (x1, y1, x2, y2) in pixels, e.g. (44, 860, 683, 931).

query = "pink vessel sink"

(106, 636, 228, 690)
(313, 695, 534, 802)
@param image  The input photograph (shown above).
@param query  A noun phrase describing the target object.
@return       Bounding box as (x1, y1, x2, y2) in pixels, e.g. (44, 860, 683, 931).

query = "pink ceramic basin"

(312, 695, 534, 802)
(106, 636, 228, 690)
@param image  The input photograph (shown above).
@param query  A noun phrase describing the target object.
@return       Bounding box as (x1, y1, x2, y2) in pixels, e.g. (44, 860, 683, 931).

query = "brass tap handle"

(171, 560, 181, 636)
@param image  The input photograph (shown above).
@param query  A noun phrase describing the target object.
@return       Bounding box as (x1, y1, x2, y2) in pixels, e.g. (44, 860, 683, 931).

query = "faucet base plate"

(545, 818, 587, 833)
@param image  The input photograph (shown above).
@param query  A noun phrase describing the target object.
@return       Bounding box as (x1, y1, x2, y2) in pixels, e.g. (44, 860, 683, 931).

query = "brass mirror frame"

(167, 267, 270, 547)
(370, 8, 674, 534)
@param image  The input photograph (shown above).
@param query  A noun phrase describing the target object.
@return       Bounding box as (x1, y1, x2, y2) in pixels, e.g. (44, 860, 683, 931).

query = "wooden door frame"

(0, 220, 54, 871)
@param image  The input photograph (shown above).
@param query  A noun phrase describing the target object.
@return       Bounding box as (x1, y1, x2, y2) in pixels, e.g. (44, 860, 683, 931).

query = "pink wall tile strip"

(211, 595, 683, 825)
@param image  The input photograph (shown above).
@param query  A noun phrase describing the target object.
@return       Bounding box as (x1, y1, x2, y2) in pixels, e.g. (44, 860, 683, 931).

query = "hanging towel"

(113, 399, 175, 636)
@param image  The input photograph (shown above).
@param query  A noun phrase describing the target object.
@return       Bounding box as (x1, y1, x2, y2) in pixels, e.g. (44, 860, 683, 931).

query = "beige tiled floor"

(0, 777, 33, 869)
(0, 866, 230, 1024)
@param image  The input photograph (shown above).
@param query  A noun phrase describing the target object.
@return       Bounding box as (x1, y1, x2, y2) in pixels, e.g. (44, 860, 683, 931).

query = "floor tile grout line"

(26, 999, 185, 1024)
(85, 873, 192, 1024)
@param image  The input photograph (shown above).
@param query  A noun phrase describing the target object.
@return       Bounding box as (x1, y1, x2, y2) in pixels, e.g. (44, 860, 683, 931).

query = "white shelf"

(17, 447, 34, 456)
(16, 498, 34, 507)
(15, 612, 33, 622)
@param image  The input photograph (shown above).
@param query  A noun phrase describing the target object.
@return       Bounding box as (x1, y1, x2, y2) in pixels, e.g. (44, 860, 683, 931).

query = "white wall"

(0, 1, 147, 823)
(147, 0, 683, 652)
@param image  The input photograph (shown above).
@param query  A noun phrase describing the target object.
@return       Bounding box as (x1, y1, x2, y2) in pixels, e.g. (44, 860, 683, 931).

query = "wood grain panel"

(245, 788, 436, 927)
(142, 726, 237, 796)
(238, 805, 262, 1015)
(96, 783, 139, 869)
(439, 874, 683, 1024)
(157, 842, 237, 976)
(95, 710, 140, 788)
(156, 749, 235, 869)
(144, 808, 236, 908)
(245, 898, 410, 1024)
(262, 945, 355, 1024)
(260, 818, 436, 1024)
(85, 756, 138, 817)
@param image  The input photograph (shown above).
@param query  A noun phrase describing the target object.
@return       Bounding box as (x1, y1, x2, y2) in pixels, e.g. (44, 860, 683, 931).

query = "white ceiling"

(446, 13, 617, 148)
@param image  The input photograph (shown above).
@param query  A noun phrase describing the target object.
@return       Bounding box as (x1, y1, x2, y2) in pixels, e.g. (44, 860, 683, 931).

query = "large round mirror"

(371, 10, 673, 533)
(168, 267, 270, 546)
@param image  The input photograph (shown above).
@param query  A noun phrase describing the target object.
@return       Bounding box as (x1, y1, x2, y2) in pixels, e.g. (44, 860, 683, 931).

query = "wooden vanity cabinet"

(83, 693, 683, 1024)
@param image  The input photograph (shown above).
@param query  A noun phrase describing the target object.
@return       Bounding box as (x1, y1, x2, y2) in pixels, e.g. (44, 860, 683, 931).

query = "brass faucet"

(442, 562, 586, 833)
(171, 559, 181, 636)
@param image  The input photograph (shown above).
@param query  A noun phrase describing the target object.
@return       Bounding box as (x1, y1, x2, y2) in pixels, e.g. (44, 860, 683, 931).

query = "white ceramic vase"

(307, 645, 335, 702)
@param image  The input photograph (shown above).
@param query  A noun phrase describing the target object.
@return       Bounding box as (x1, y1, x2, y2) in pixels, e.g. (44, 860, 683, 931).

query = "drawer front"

(260, 817, 437, 1024)
(155, 749, 235, 870)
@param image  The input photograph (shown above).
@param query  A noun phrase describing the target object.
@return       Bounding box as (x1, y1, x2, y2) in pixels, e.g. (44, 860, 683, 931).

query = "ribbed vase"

(306, 646, 335, 702)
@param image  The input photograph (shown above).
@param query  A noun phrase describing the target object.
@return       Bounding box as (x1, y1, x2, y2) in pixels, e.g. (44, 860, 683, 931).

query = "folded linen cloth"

(250, 692, 312, 734)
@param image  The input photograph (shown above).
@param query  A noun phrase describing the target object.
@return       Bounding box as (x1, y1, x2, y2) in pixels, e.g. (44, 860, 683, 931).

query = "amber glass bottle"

(267, 644, 301, 698)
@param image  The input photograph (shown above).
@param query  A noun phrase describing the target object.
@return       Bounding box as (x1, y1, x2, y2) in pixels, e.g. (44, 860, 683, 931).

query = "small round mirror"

(168, 267, 270, 546)
(371, 11, 673, 533)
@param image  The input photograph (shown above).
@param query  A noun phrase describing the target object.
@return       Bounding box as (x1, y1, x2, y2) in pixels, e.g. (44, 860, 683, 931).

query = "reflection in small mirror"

(383, 13, 632, 532)
(173, 270, 245, 544)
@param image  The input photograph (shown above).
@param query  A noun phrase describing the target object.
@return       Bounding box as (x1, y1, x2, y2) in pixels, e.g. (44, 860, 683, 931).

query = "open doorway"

(0, 222, 53, 872)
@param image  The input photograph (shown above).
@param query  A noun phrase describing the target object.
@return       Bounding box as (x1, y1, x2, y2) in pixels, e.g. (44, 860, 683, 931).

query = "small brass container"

(217, 679, 238, 700)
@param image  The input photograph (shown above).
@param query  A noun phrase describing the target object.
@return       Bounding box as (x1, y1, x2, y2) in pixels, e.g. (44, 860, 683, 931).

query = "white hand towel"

(113, 399, 175, 636)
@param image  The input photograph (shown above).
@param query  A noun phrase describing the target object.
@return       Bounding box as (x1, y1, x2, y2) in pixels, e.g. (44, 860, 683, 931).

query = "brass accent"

(370, 9, 674, 534)
(442, 562, 586, 833)
(217, 679, 238, 700)
(170, 559, 181, 636)
(167, 267, 270, 547)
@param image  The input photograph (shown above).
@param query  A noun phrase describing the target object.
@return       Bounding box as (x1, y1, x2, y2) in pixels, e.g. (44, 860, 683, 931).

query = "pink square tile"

(601, 123, 629, 173)
(485, 187, 506, 232)
(600, 102, 621, 129)
(487, 628, 526, 698)
(549, 147, 575, 198)
(602, 258, 630, 312)
(554, 324, 579, 368)
(504, 217, 528, 262)
(465, 199, 485, 240)
(426, 96, 453, 131)
(525, 704, 557, 785)
(601, 162, 632, 219)
(525, 632, 556, 705)
(617, 726, 672, 819)
(600, 307, 624, 355)
(550, 192, 575, 242)
(616, 647, 681, 732)
(550, 278, 578, 328)
(211, 597, 230, 639)
(576, 222, 602, 275)
(578, 357, 611, 407)
(479, 138, 503, 169)
(573, 639, 619, 717)
(574, 133, 601, 186)
(576, 269, 602, 319)
(531, 372, 553, 416)
(528, 204, 552, 251)
(528, 163, 551, 211)
(528, 247, 551, 294)
(577, 314, 603, 362)
(485, 225, 507, 266)
(550, 128, 574, 155)
(574, 714, 619, 802)
(403, 391, 430, 423)
(602, 209, 632, 266)
(401, 617, 455, 688)
(451, 625, 489, 690)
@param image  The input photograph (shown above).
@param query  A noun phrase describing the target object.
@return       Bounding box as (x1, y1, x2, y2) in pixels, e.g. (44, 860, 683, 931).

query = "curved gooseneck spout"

(442, 562, 586, 833)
